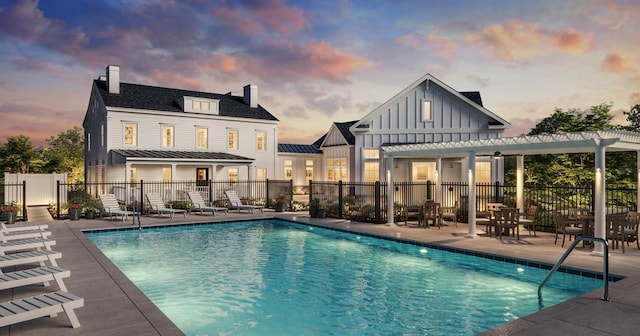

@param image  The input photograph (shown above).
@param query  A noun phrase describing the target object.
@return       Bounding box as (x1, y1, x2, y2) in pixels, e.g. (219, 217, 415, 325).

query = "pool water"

(85, 220, 606, 335)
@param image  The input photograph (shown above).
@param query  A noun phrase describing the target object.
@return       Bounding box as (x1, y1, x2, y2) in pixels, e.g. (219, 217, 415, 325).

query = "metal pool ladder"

(538, 237, 610, 306)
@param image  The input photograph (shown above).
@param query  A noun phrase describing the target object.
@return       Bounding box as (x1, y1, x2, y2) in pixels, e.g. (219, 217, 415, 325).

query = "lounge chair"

(99, 194, 139, 222)
(1, 223, 48, 232)
(187, 191, 228, 216)
(224, 190, 264, 214)
(0, 265, 70, 292)
(519, 205, 538, 236)
(0, 291, 84, 328)
(145, 193, 187, 219)
(0, 238, 55, 256)
(0, 250, 61, 270)
(0, 228, 51, 243)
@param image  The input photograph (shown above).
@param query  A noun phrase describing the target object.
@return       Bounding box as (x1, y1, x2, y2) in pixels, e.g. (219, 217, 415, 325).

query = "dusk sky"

(1, 0, 638, 147)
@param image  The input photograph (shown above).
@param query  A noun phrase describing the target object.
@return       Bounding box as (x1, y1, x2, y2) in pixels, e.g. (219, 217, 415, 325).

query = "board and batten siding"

(353, 80, 503, 182)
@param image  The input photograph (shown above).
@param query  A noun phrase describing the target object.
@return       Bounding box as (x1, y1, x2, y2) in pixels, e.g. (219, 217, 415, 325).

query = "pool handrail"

(538, 236, 610, 306)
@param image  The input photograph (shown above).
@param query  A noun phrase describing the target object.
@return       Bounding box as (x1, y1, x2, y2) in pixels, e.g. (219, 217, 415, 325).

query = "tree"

(0, 135, 39, 174)
(622, 104, 640, 132)
(506, 103, 623, 187)
(43, 127, 85, 183)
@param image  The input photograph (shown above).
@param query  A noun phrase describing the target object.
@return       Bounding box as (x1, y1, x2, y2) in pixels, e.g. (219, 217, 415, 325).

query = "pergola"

(381, 130, 640, 255)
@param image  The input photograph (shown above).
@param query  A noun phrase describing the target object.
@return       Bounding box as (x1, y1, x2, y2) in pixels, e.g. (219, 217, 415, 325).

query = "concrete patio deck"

(2, 207, 640, 335)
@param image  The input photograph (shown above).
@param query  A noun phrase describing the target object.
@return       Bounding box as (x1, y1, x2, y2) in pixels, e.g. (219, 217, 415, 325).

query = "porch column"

(125, 163, 132, 208)
(386, 156, 397, 227)
(637, 151, 640, 212)
(435, 157, 442, 203)
(516, 155, 524, 213)
(592, 145, 606, 256)
(466, 152, 478, 238)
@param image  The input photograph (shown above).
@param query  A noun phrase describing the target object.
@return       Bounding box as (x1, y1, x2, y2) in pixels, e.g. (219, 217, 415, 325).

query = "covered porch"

(381, 130, 640, 255)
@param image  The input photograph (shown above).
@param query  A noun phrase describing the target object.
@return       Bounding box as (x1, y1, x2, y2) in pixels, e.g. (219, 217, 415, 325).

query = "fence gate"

(4, 173, 67, 206)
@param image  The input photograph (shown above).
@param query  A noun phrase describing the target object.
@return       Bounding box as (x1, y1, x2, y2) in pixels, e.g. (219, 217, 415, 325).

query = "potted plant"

(309, 198, 320, 218)
(84, 197, 103, 219)
(1, 203, 18, 224)
(275, 197, 288, 212)
(67, 202, 83, 220)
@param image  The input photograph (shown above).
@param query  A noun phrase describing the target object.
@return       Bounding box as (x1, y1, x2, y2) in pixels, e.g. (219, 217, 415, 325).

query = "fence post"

(427, 180, 433, 201)
(266, 179, 271, 207)
(494, 181, 501, 203)
(375, 181, 381, 223)
(140, 180, 145, 214)
(289, 179, 293, 209)
(338, 181, 343, 218)
(56, 180, 61, 219)
(21, 180, 27, 221)
(208, 180, 213, 203)
(309, 180, 313, 204)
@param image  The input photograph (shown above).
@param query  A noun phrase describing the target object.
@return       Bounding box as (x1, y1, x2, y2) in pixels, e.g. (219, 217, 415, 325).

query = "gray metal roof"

(277, 144, 321, 154)
(111, 149, 254, 162)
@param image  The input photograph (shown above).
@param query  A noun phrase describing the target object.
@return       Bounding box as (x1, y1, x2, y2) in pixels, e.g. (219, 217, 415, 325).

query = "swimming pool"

(85, 219, 610, 335)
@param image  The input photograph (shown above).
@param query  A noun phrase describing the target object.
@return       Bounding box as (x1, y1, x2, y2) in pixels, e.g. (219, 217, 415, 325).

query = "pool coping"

(4, 210, 640, 335)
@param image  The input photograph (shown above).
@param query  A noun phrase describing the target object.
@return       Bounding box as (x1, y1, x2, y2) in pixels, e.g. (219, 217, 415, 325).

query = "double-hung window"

(162, 125, 174, 148)
(256, 131, 266, 151)
(123, 123, 137, 146)
(196, 127, 208, 149)
(228, 129, 239, 150)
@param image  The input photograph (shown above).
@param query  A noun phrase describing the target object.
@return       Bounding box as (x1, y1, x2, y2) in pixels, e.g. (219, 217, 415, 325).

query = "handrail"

(538, 237, 610, 306)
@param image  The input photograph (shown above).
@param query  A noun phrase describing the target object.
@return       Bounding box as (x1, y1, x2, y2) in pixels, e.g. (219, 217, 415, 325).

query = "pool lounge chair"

(187, 191, 228, 216)
(1, 223, 48, 233)
(145, 193, 187, 220)
(0, 238, 55, 256)
(0, 265, 70, 292)
(0, 291, 84, 328)
(225, 190, 264, 214)
(0, 228, 51, 243)
(99, 194, 139, 222)
(0, 250, 61, 270)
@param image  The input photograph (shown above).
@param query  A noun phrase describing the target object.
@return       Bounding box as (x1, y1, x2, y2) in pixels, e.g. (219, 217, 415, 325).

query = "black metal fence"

(2, 178, 637, 227)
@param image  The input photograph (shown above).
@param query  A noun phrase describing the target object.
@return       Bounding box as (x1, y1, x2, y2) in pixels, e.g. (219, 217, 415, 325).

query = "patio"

(1, 207, 640, 335)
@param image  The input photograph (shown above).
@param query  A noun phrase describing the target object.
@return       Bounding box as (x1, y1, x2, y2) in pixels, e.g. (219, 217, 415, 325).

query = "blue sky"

(1, 0, 638, 146)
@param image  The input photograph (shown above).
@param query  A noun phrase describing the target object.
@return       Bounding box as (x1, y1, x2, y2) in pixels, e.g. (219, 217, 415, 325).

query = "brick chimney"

(243, 84, 258, 108)
(106, 65, 120, 94)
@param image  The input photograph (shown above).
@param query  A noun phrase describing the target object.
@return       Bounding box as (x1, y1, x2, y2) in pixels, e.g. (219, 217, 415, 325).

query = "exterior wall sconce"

(493, 151, 502, 159)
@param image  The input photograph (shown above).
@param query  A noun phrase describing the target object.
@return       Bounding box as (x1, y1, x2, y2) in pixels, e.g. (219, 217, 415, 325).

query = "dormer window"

(180, 96, 219, 114)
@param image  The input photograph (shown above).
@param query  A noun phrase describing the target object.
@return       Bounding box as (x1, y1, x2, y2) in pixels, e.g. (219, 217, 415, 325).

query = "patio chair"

(0, 291, 84, 328)
(187, 191, 228, 216)
(607, 214, 627, 252)
(421, 201, 441, 229)
(224, 190, 264, 214)
(519, 205, 538, 237)
(99, 194, 139, 222)
(145, 193, 187, 220)
(553, 211, 582, 247)
(1, 223, 48, 233)
(624, 211, 640, 249)
(440, 201, 458, 227)
(399, 205, 422, 226)
(496, 207, 519, 240)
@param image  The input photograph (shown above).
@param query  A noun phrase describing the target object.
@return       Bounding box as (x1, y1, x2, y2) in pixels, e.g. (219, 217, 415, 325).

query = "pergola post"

(592, 145, 606, 256)
(466, 152, 478, 238)
(435, 157, 442, 203)
(386, 156, 396, 227)
(516, 155, 524, 213)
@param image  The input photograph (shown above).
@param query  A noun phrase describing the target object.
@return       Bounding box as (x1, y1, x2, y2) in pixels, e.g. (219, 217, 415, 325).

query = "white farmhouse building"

(83, 65, 279, 189)
(282, 74, 511, 186)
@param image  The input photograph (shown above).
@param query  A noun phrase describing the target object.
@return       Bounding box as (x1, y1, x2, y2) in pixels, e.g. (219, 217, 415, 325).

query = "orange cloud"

(551, 28, 592, 52)
(601, 52, 629, 73)
(629, 92, 640, 105)
(465, 20, 544, 62)
(213, 54, 239, 73)
(395, 34, 419, 47)
(305, 41, 372, 82)
(424, 32, 459, 59)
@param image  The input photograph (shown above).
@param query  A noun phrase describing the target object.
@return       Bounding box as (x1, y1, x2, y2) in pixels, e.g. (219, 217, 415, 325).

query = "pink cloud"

(395, 34, 419, 47)
(212, 5, 261, 37)
(213, 54, 239, 73)
(247, 0, 308, 35)
(465, 20, 544, 62)
(243, 40, 371, 84)
(424, 32, 459, 59)
(629, 92, 640, 106)
(601, 52, 629, 73)
(0, 103, 81, 147)
(551, 28, 592, 52)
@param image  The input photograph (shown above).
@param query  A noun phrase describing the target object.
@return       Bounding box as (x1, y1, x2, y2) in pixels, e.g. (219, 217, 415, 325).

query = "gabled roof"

(351, 73, 509, 131)
(94, 80, 278, 121)
(278, 144, 321, 154)
(335, 120, 357, 145)
(111, 149, 253, 162)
